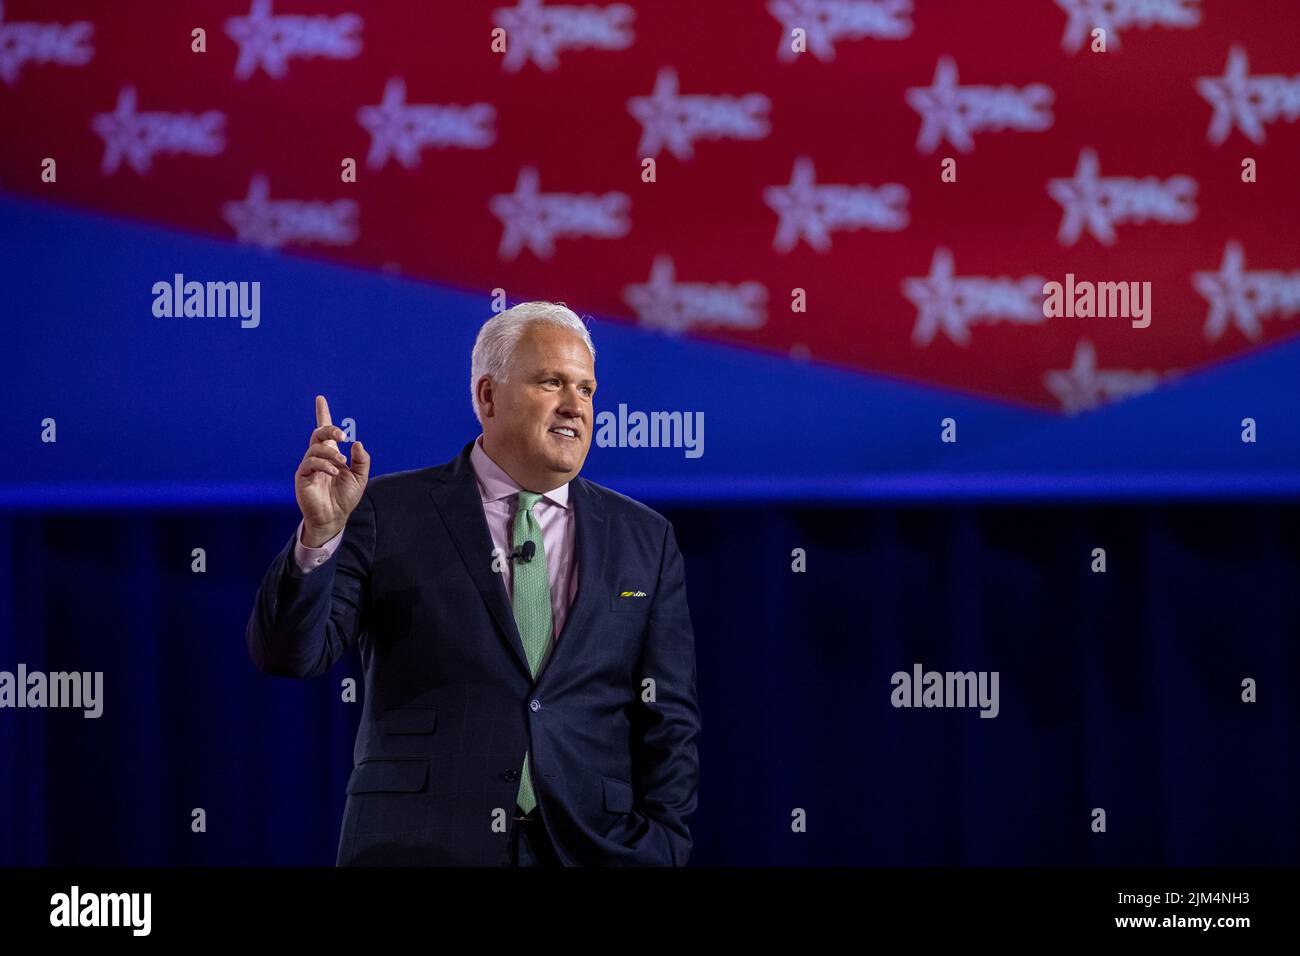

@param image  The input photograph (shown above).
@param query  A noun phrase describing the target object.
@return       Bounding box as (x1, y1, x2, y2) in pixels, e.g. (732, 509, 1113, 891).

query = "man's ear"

(476, 376, 494, 418)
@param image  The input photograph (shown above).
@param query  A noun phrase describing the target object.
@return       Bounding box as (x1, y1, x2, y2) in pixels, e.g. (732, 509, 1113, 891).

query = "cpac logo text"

(491, 167, 629, 260)
(623, 255, 766, 334)
(492, 0, 634, 73)
(0, 0, 93, 86)
(92, 87, 225, 176)
(769, 0, 913, 62)
(1049, 148, 1196, 247)
(907, 57, 1053, 153)
(903, 248, 1045, 347)
(1199, 46, 1300, 145)
(627, 67, 770, 161)
(225, 0, 362, 81)
(1055, 0, 1201, 53)
(223, 174, 358, 249)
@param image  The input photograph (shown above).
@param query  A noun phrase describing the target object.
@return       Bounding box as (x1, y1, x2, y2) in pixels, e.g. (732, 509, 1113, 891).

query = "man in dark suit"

(246, 302, 700, 866)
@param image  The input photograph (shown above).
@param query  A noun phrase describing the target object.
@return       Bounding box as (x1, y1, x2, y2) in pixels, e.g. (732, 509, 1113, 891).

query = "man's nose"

(556, 389, 587, 414)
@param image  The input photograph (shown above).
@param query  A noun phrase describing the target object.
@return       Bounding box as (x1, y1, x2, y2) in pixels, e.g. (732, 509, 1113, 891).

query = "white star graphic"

(357, 78, 422, 169)
(497, 0, 553, 71)
(624, 255, 687, 329)
(1044, 340, 1105, 413)
(903, 249, 969, 346)
(1194, 241, 1262, 341)
(764, 157, 832, 252)
(222, 174, 275, 245)
(905, 57, 972, 153)
(489, 167, 554, 259)
(768, 0, 843, 62)
(1048, 148, 1114, 245)
(627, 68, 694, 160)
(1197, 46, 1266, 145)
(225, 0, 290, 80)
(90, 87, 153, 175)
(1055, 0, 1124, 53)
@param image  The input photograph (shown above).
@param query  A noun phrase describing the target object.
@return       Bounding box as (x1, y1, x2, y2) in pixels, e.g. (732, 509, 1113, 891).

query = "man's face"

(479, 323, 597, 492)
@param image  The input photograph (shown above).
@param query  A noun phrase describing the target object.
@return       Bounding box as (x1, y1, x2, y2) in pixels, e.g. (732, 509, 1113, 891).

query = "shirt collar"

(470, 434, 571, 509)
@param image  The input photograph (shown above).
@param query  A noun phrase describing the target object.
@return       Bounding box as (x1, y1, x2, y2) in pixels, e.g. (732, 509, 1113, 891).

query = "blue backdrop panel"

(6, 195, 1300, 508)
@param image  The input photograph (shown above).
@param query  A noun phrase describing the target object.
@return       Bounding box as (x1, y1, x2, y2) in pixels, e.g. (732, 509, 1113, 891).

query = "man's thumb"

(350, 440, 371, 479)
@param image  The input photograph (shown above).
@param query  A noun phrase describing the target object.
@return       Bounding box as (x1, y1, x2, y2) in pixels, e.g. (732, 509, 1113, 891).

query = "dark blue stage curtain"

(1, 502, 1295, 866)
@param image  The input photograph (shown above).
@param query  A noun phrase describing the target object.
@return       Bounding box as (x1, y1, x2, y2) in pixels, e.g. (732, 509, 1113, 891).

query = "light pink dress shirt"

(291, 434, 579, 640)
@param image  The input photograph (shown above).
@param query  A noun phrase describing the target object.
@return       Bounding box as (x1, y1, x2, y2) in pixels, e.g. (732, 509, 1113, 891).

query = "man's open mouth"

(549, 427, 579, 441)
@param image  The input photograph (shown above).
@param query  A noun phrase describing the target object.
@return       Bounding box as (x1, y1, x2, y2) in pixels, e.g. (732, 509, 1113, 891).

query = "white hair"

(470, 301, 596, 425)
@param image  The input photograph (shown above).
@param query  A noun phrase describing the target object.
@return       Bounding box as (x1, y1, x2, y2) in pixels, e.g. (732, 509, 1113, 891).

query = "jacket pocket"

(609, 594, 652, 613)
(347, 758, 429, 794)
(602, 776, 635, 814)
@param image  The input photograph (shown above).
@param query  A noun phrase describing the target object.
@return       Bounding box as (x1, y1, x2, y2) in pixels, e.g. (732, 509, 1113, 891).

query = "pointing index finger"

(315, 395, 340, 450)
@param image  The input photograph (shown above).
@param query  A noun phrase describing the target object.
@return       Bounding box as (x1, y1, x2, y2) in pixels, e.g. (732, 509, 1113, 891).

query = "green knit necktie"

(512, 490, 553, 813)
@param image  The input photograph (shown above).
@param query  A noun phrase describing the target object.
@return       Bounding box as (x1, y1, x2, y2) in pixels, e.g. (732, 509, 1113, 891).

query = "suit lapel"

(427, 440, 608, 682)
(539, 474, 607, 682)
(428, 440, 531, 676)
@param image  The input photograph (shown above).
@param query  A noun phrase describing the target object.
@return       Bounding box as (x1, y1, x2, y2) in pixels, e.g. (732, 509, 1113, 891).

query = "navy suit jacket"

(246, 438, 701, 865)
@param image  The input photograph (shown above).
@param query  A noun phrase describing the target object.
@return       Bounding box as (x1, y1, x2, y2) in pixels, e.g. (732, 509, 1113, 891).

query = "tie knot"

(516, 490, 543, 513)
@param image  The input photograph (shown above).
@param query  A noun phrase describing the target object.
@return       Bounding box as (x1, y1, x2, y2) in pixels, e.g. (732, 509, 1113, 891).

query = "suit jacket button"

(529, 699, 541, 712)
(503, 769, 519, 782)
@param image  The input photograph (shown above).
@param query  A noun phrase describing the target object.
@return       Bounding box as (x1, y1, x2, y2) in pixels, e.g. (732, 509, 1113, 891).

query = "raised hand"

(294, 395, 371, 546)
